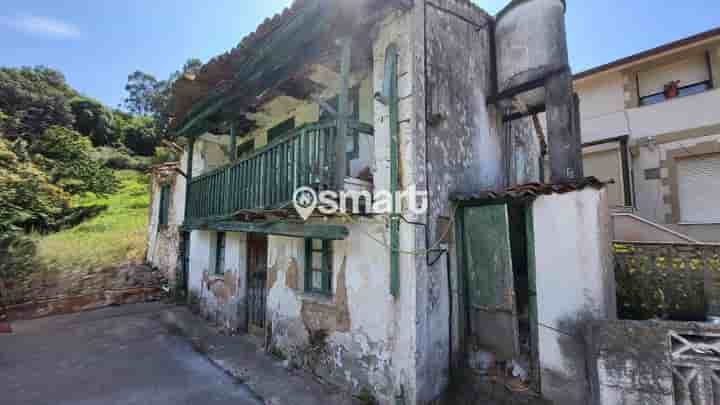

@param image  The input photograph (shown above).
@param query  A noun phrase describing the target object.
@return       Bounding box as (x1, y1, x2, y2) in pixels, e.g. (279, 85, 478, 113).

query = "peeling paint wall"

(146, 165, 184, 285)
(532, 188, 616, 404)
(587, 320, 720, 405)
(188, 230, 248, 331)
(265, 218, 413, 404)
(412, 0, 506, 402)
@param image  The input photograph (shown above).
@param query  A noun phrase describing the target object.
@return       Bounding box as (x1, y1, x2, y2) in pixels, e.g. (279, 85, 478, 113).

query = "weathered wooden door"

(247, 234, 268, 335)
(461, 204, 519, 360)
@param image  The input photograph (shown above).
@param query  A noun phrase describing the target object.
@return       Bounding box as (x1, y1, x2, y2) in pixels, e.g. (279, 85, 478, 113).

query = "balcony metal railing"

(187, 119, 373, 222)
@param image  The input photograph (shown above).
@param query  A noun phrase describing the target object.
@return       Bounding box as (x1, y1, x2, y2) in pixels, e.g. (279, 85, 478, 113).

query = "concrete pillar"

(545, 70, 583, 183)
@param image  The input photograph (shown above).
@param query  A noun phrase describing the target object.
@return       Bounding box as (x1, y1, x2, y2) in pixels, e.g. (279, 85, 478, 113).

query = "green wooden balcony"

(186, 119, 373, 223)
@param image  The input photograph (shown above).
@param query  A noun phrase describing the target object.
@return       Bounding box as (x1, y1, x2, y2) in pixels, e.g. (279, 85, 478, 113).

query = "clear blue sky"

(1, 1, 718, 108)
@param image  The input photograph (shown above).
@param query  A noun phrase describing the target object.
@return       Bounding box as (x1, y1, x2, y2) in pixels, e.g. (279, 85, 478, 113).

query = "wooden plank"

(462, 204, 519, 360)
(525, 204, 542, 392)
(184, 220, 350, 241)
(335, 36, 351, 189)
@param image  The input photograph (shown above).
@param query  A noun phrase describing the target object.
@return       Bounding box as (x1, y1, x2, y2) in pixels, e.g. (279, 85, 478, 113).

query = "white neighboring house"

(575, 27, 720, 242)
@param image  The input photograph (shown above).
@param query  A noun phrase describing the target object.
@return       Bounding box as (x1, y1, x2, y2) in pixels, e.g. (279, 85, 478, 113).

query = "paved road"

(0, 303, 263, 405)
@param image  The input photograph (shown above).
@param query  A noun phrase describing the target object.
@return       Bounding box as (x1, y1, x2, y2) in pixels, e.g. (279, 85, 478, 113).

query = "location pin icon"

(293, 187, 317, 221)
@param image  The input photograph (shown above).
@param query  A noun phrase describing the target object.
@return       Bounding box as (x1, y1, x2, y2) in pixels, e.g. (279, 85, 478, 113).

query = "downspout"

(384, 44, 401, 298)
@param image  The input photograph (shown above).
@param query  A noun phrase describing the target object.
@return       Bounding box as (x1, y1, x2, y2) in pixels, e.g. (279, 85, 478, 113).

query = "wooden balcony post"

(229, 122, 238, 162)
(335, 37, 351, 190)
(184, 138, 195, 223)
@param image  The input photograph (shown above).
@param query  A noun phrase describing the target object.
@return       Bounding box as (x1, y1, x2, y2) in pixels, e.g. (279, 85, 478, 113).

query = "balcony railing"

(187, 119, 373, 222)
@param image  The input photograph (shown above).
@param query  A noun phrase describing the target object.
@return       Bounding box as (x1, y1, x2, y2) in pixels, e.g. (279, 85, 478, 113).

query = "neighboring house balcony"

(185, 118, 373, 225)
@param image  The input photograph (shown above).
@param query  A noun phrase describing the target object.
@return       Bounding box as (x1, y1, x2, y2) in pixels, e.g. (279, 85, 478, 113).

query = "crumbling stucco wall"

(586, 320, 674, 405)
(411, 0, 506, 402)
(532, 187, 616, 405)
(146, 164, 184, 286)
(370, 8, 421, 404)
(266, 218, 413, 404)
(187, 230, 248, 331)
(587, 320, 720, 405)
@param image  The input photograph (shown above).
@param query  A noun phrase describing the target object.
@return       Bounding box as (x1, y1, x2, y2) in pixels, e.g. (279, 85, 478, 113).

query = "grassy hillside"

(37, 170, 150, 273)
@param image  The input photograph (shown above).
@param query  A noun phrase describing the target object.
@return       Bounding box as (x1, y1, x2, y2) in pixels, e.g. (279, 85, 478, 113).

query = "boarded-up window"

(583, 149, 625, 207)
(677, 154, 720, 224)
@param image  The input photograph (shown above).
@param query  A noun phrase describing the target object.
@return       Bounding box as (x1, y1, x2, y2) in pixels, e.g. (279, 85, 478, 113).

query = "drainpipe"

(384, 44, 400, 298)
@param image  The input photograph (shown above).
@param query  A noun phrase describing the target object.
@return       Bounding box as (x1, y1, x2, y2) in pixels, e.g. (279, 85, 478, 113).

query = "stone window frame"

(661, 141, 720, 224)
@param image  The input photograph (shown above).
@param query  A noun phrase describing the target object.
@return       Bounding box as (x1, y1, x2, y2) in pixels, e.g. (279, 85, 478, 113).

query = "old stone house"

(147, 0, 616, 403)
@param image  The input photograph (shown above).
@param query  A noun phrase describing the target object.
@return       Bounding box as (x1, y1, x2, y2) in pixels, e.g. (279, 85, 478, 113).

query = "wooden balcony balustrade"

(186, 119, 373, 222)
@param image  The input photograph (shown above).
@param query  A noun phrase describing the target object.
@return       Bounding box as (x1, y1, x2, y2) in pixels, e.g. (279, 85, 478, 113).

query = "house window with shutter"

(305, 239, 332, 295)
(637, 53, 713, 106)
(158, 184, 170, 227)
(677, 153, 720, 224)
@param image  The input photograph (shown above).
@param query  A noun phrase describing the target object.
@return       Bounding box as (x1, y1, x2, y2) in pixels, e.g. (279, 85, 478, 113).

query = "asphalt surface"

(0, 303, 263, 405)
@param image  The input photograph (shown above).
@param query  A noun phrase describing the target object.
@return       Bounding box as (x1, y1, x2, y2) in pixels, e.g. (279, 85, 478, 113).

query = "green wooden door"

(462, 204, 519, 360)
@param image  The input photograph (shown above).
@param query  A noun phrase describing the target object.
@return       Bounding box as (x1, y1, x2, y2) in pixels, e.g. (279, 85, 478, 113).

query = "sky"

(0, 1, 718, 109)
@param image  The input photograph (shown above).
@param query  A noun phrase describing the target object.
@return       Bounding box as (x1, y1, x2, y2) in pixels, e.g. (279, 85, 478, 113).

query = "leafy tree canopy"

(0, 66, 77, 141)
(30, 126, 118, 195)
(70, 97, 118, 146)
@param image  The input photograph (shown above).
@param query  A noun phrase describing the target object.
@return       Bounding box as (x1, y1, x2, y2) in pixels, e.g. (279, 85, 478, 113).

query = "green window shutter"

(159, 185, 170, 226)
(304, 239, 313, 292)
(322, 240, 332, 294)
(304, 238, 333, 295)
(267, 118, 295, 144)
(215, 232, 226, 275)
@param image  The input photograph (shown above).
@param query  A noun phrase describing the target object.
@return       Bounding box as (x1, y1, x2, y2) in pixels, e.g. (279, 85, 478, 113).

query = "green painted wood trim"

(524, 204, 541, 392)
(229, 123, 238, 161)
(455, 205, 471, 338)
(183, 220, 349, 240)
(385, 43, 401, 298)
(183, 139, 195, 222)
(335, 37, 351, 190)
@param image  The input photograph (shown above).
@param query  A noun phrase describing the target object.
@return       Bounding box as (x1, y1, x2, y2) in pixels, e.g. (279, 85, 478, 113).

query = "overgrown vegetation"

(36, 170, 150, 273)
(0, 58, 200, 306)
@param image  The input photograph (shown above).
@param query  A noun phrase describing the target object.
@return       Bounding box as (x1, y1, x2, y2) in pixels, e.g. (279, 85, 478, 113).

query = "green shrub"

(31, 126, 118, 196)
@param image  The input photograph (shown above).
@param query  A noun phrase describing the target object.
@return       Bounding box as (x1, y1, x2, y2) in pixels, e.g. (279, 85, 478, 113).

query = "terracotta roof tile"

(450, 177, 611, 202)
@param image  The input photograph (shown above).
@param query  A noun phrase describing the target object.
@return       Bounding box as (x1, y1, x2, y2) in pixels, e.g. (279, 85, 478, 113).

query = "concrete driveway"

(0, 303, 263, 405)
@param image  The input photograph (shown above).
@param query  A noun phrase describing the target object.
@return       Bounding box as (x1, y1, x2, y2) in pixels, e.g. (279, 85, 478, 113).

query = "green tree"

(30, 126, 118, 195)
(0, 66, 77, 141)
(114, 113, 159, 157)
(123, 71, 159, 116)
(69, 97, 118, 146)
(122, 58, 203, 141)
